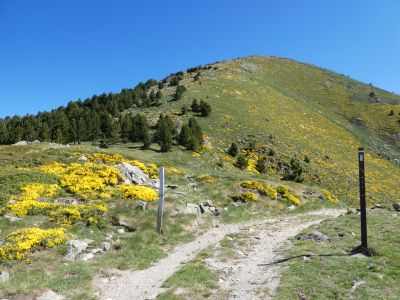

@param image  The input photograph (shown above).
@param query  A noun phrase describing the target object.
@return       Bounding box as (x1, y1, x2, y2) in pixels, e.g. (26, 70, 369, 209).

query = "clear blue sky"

(0, 0, 399, 118)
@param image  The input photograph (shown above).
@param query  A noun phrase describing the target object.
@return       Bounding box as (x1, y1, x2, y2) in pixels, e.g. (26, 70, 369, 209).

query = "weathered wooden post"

(358, 147, 368, 250)
(156, 166, 165, 234)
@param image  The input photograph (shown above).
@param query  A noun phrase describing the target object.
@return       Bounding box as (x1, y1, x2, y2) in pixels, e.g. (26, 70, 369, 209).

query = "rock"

(101, 242, 111, 251)
(91, 248, 103, 254)
(77, 253, 94, 262)
(111, 216, 136, 232)
(301, 256, 310, 262)
(32, 140, 40, 144)
(36, 290, 65, 300)
(54, 197, 79, 205)
(203, 200, 214, 207)
(64, 239, 93, 261)
(167, 184, 178, 190)
(209, 206, 221, 216)
(115, 162, 149, 184)
(78, 156, 88, 162)
(117, 228, 125, 234)
(145, 179, 160, 189)
(0, 270, 10, 283)
(13, 141, 28, 146)
(393, 202, 400, 212)
(288, 205, 296, 210)
(186, 203, 200, 215)
(373, 203, 383, 209)
(298, 231, 331, 243)
(3, 214, 21, 222)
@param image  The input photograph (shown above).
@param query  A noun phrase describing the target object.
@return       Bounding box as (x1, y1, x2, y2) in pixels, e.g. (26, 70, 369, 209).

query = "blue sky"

(0, 0, 399, 118)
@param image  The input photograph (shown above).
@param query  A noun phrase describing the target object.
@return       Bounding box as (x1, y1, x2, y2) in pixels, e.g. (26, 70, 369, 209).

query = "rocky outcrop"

(115, 162, 149, 184)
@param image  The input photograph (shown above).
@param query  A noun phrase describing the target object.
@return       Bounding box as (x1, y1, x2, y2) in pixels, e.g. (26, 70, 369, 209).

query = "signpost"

(358, 147, 368, 250)
(156, 166, 165, 234)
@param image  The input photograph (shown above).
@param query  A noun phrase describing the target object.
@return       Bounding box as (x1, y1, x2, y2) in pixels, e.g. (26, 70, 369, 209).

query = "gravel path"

(95, 209, 343, 300)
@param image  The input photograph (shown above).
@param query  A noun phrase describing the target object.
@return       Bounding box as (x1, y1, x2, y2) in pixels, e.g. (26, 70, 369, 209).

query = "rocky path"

(95, 209, 343, 300)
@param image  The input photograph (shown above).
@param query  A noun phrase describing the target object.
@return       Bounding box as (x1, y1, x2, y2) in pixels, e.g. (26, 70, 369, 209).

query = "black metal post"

(358, 147, 368, 249)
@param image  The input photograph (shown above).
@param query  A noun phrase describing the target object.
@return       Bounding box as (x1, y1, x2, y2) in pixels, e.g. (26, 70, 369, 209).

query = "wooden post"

(358, 147, 368, 250)
(156, 166, 165, 234)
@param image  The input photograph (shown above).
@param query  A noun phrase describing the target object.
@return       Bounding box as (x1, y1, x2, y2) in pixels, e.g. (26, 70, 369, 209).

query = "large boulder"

(115, 162, 149, 184)
(64, 239, 93, 261)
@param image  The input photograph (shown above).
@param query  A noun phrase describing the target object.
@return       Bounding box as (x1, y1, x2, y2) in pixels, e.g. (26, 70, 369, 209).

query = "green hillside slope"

(158, 56, 400, 204)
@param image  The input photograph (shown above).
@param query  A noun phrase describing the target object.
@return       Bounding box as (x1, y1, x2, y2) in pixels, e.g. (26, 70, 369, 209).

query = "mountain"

(1, 56, 400, 204)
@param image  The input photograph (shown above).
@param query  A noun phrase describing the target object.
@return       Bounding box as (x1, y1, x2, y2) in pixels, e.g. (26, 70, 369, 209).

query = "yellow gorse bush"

(0, 227, 66, 261)
(239, 181, 277, 199)
(119, 184, 158, 202)
(40, 162, 121, 199)
(87, 153, 159, 178)
(276, 185, 301, 206)
(232, 191, 257, 202)
(321, 189, 340, 205)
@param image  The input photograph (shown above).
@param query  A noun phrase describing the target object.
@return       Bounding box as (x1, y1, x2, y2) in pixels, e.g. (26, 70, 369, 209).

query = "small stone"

(0, 270, 10, 283)
(248, 228, 254, 233)
(64, 239, 93, 261)
(78, 156, 88, 162)
(203, 200, 214, 207)
(288, 205, 296, 210)
(167, 184, 178, 190)
(298, 231, 331, 243)
(78, 253, 94, 262)
(36, 290, 65, 300)
(101, 242, 111, 251)
(3, 214, 21, 222)
(373, 203, 383, 209)
(91, 248, 103, 254)
(218, 278, 225, 284)
(117, 228, 125, 234)
(301, 256, 310, 262)
(186, 203, 200, 215)
(109, 276, 116, 281)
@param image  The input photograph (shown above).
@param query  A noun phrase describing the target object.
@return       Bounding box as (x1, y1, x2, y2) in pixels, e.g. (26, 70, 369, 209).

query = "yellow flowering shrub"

(15, 183, 60, 202)
(239, 181, 277, 199)
(41, 162, 121, 199)
(197, 174, 216, 184)
(87, 153, 159, 178)
(276, 185, 301, 206)
(285, 194, 301, 206)
(0, 228, 66, 261)
(232, 191, 257, 202)
(321, 189, 340, 205)
(165, 166, 185, 175)
(119, 184, 158, 202)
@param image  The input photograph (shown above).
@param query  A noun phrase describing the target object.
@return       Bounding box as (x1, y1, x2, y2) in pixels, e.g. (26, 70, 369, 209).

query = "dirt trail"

(95, 209, 343, 300)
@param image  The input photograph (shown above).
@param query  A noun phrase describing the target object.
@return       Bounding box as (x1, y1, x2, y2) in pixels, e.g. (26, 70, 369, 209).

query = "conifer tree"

(228, 142, 239, 157)
(154, 114, 174, 152)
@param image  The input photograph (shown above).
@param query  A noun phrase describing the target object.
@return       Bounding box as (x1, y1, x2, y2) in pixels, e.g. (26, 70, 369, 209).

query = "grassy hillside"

(153, 56, 400, 205)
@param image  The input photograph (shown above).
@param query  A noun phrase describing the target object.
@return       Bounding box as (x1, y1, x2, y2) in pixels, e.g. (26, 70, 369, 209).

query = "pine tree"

(178, 118, 204, 151)
(191, 99, 200, 112)
(199, 100, 212, 117)
(228, 142, 239, 157)
(235, 154, 248, 170)
(130, 114, 151, 149)
(154, 114, 174, 152)
(173, 85, 187, 100)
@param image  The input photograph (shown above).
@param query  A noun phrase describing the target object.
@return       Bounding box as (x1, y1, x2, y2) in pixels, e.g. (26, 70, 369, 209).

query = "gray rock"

(288, 205, 296, 210)
(117, 228, 125, 234)
(393, 202, 400, 212)
(91, 248, 103, 254)
(64, 239, 93, 261)
(3, 214, 21, 222)
(13, 141, 28, 146)
(0, 270, 10, 283)
(77, 253, 94, 262)
(145, 179, 160, 189)
(36, 290, 65, 300)
(373, 203, 383, 209)
(116, 162, 149, 184)
(78, 156, 88, 162)
(186, 203, 200, 215)
(203, 200, 213, 207)
(101, 242, 111, 251)
(298, 231, 331, 243)
(54, 197, 79, 205)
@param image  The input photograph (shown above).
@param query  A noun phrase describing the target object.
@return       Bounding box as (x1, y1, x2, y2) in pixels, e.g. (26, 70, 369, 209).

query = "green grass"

(275, 209, 400, 299)
(158, 250, 218, 299)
